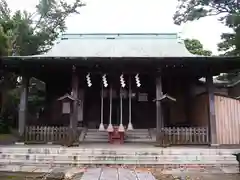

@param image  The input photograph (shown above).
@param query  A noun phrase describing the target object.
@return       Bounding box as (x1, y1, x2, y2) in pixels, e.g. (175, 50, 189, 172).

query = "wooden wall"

(190, 94, 209, 127)
(215, 95, 240, 144)
(190, 94, 240, 145)
(169, 94, 187, 126)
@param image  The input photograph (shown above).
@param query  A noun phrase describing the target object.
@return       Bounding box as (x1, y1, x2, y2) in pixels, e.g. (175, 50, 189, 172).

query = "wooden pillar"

(77, 88, 84, 127)
(18, 76, 29, 138)
(156, 75, 164, 144)
(206, 74, 218, 146)
(69, 66, 79, 143)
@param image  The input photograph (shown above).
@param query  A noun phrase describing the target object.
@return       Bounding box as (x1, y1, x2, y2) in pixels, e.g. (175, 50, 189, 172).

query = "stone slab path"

(79, 167, 156, 180)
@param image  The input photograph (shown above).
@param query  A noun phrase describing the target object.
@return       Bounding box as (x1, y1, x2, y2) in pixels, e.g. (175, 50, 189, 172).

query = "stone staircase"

(83, 129, 154, 143)
(0, 145, 239, 170)
(83, 129, 109, 142)
(125, 129, 154, 143)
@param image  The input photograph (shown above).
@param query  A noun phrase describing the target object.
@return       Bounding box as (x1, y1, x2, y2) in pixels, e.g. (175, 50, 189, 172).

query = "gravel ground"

(153, 173, 240, 180)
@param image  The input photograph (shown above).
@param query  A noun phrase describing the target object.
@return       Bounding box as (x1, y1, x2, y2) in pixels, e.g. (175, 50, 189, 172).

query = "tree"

(174, 0, 240, 56)
(0, 26, 8, 56)
(184, 38, 212, 56)
(0, 0, 85, 131)
(0, 0, 85, 56)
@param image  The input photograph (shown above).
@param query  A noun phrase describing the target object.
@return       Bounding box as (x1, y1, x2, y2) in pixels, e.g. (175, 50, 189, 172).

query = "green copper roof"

(33, 33, 196, 58)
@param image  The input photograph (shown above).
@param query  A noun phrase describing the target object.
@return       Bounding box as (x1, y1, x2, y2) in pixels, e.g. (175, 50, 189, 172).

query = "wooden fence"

(24, 126, 82, 145)
(162, 127, 209, 145)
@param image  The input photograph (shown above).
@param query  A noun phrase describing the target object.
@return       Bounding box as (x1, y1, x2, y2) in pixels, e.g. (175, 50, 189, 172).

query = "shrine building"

(1, 33, 240, 146)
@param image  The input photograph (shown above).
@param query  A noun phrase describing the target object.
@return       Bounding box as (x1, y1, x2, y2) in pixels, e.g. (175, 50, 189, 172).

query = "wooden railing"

(161, 127, 209, 145)
(24, 126, 82, 145)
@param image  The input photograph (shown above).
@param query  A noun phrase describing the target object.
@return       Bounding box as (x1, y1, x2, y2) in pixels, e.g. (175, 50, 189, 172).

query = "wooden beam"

(18, 76, 29, 138)
(69, 65, 79, 145)
(156, 75, 164, 144)
(206, 74, 218, 146)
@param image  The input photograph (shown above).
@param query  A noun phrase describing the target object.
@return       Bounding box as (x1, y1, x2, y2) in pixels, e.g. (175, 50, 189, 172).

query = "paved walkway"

(1, 167, 240, 180)
(80, 168, 156, 180)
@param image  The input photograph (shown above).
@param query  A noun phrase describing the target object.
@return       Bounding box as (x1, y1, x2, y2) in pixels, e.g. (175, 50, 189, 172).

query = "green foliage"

(0, 25, 8, 56)
(0, 0, 85, 55)
(174, 0, 240, 56)
(184, 38, 212, 56)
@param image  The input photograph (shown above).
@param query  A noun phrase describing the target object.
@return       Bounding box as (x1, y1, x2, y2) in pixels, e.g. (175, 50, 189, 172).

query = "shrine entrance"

(83, 74, 156, 130)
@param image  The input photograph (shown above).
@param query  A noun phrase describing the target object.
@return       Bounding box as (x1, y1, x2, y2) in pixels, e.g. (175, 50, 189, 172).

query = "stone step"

(0, 160, 237, 166)
(0, 150, 237, 159)
(87, 129, 149, 132)
(126, 133, 149, 136)
(87, 131, 108, 134)
(84, 138, 153, 143)
(126, 130, 149, 133)
(84, 130, 108, 142)
(0, 153, 237, 161)
(85, 136, 151, 140)
(85, 133, 108, 137)
(84, 137, 108, 141)
(86, 132, 150, 136)
(125, 135, 152, 139)
(0, 153, 237, 166)
(0, 152, 236, 159)
(85, 131, 101, 134)
(1, 147, 239, 156)
(126, 136, 152, 141)
(125, 135, 151, 138)
(86, 131, 108, 135)
(85, 136, 152, 142)
(126, 132, 150, 135)
(81, 139, 109, 142)
(87, 129, 105, 132)
(84, 134, 108, 138)
(84, 139, 153, 143)
(127, 129, 150, 132)
(85, 134, 108, 138)
(126, 129, 149, 132)
(125, 139, 154, 143)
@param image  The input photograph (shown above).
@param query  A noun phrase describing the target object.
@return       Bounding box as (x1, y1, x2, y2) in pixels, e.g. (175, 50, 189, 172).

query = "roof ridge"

(61, 33, 178, 40)
(62, 33, 178, 35)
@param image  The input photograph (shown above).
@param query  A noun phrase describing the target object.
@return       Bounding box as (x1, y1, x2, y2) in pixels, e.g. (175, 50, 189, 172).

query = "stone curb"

(0, 164, 238, 174)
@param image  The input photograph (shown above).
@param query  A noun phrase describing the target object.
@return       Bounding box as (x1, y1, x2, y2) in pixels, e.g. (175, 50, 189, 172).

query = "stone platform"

(0, 144, 239, 173)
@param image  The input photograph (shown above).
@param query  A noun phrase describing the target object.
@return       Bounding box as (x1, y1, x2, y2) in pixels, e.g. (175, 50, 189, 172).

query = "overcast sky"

(7, 0, 231, 54)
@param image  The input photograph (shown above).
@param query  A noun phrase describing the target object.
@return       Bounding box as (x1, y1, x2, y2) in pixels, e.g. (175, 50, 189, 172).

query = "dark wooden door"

(112, 99, 120, 125)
